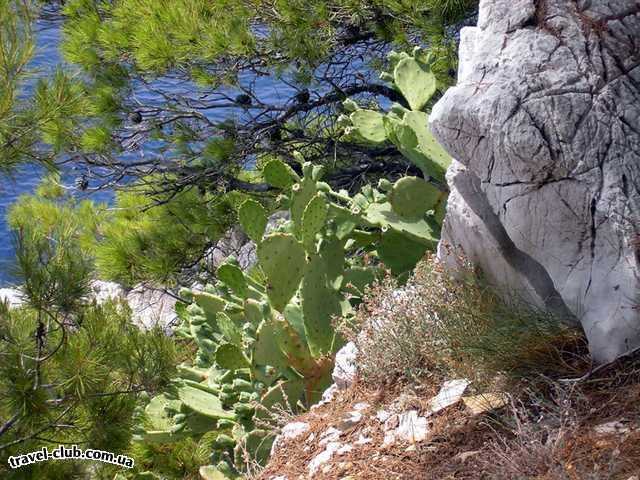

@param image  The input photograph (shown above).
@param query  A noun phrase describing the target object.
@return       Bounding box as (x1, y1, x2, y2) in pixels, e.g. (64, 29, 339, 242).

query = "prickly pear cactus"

(136, 141, 449, 476)
(238, 199, 267, 244)
(340, 48, 452, 184)
(389, 176, 444, 220)
(257, 233, 306, 311)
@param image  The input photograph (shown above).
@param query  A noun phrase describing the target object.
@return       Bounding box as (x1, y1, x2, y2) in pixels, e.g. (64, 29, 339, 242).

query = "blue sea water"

(0, 13, 63, 286)
(0, 9, 297, 286)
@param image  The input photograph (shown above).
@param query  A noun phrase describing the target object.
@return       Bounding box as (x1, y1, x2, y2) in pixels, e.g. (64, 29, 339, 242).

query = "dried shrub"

(345, 254, 588, 386)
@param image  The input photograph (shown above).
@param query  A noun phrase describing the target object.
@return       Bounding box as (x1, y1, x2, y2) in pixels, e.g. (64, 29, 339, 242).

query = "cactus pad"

(193, 291, 226, 323)
(262, 159, 298, 188)
(253, 319, 289, 368)
(216, 343, 250, 370)
(393, 57, 436, 111)
(216, 312, 243, 347)
(389, 176, 442, 220)
(348, 109, 386, 144)
(301, 253, 341, 357)
(257, 233, 306, 311)
(216, 263, 248, 298)
(238, 199, 268, 243)
(301, 193, 328, 251)
(178, 385, 236, 420)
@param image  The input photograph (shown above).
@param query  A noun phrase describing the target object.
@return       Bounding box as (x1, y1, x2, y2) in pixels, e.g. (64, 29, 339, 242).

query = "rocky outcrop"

(0, 281, 177, 332)
(204, 211, 290, 272)
(430, 0, 640, 362)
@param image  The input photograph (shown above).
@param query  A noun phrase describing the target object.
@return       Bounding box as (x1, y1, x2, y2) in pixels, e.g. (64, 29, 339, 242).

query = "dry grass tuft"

(344, 254, 589, 387)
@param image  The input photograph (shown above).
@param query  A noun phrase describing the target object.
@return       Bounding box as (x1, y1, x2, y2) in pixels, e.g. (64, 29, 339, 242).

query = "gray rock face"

(430, 0, 640, 362)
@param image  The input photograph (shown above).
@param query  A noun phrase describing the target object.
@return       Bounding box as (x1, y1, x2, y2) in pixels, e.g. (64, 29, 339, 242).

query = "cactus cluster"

(134, 145, 446, 478)
(339, 47, 452, 202)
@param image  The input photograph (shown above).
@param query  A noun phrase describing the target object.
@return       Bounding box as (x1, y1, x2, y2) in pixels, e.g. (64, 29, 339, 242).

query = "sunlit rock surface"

(431, 0, 640, 362)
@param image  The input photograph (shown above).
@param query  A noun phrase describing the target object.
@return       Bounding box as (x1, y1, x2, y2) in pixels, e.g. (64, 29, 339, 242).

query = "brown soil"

(260, 356, 640, 480)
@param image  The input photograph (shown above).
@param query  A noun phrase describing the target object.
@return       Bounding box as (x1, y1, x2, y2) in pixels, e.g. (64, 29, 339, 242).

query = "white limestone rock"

(126, 284, 178, 332)
(428, 378, 470, 415)
(308, 441, 342, 477)
(271, 421, 310, 456)
(332, 342, 358, 389)
(382, 410, 429, 447)
(0, 288, 24, 308)
(90, 280, 126, 305)
(430, 0, 640, 363)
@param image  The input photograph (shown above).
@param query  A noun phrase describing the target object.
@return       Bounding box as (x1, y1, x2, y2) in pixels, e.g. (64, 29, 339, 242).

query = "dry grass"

(343, 254, 589, 388)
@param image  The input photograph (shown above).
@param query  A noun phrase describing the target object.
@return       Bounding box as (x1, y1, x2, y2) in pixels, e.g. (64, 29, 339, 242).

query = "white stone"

(384, 414, 399, 431)
(355, 434, 373, 446)
(90, 280, 126, 304)
(311, 383, 339, 410)
(336, 444, 353, 455)
(308, 441, 342, 477)
(318, 427, 342, 446)
(352, 402, 370, 412)
(337, 411, 363, 431)
(126, 284, 178, 332)
(0, 288, 24, 308)
(395, 411, 429, 443)
(332, 342, 358, 389)
(382, 410, 429, 447)
(429, 379, 470, 414)
(376, 410, 391, 423)
(281, 421, 310, 439)
(430, 0, 640, 363)
(270, 421, 310, 456)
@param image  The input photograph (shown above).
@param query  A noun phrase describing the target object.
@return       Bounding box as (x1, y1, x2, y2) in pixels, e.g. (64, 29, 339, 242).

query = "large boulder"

(430, 0, 640, 362)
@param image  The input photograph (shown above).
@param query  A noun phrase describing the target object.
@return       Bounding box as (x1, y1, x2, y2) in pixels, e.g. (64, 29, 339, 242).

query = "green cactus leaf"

(383, 112, 450, 183)
(198, 465, 232, 480)
(342, 98, 359, 112)
(238, 199, 268, 243)
(145, 394, 182, 431)
(290, 174, 317, 235)
(185, 412, 218, 435)
(272, 313, 316, 373)
(301, 193, 328, 251)
(216, 343, 251, 370)
(283, 300, 306, 343)
(348, 109, 387, 144)
(378, 229, 430, 275)
(178, 385, 236, 420)
(176, 364, 209, 382)
(263, 158, 299, 188)
(217, 263, 249, 298)
(404, 111, 451, 176)
(393, 57, 436, 111)
(389, 176, 443, 220)
(253, 319, 289, 368)
(216, 312, 243, 347)
(244, 430, 275, 465)
(243, 298, 265, 325)
(258, 379, 305, 414)
(193, 291, 227, 324)
(365, 202, 438, 246)
(257, 233, 306, 311)
(342, 267, 376, 295)
(301, 253, 342, 357)
(319, 235, 345, 287)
